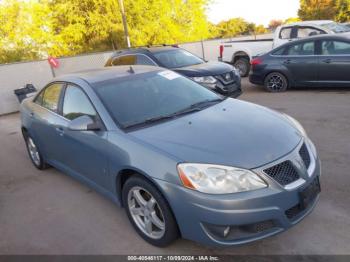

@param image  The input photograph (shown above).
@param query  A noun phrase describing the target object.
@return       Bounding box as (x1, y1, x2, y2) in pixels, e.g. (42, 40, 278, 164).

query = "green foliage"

(0, 0, 211, 63)
(334, 0, 350, 22)
(298, 0, 337, 20)
(212, 18, 266, 38)
(284, 17, 302, 24)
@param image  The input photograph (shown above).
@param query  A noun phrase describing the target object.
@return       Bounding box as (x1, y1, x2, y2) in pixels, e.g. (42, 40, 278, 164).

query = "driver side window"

(62, 85, 97, 121)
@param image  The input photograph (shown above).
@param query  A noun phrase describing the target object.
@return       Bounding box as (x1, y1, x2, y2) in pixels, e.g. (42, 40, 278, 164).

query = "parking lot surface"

(1, 79, 350, 255)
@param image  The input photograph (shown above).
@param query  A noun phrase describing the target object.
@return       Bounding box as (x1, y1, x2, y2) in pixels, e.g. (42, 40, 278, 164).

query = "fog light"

(223, 226, 230, 237)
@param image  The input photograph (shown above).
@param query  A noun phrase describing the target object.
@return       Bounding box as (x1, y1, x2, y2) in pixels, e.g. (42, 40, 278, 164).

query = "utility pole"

(118, 0, 131, 48)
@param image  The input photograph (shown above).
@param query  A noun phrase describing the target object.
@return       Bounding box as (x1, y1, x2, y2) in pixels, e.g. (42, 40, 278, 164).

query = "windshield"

(153, 49, 204, 68)
(321, 22, 350, 33)
(94, 71, 221, 129)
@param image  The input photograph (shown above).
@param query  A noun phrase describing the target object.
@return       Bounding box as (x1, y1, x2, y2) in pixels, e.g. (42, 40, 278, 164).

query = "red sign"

(48, 56, 59, 68)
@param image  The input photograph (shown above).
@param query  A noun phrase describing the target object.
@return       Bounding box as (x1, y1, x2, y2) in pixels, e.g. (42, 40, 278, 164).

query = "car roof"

(54, 65, 163, 84)
(112, 46, 179, 56)
(286, 20, 334, 26)
(276, 33, 350, 48)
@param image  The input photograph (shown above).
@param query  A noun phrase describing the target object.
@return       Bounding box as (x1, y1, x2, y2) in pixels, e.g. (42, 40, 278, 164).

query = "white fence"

(0, 34, 272, 115)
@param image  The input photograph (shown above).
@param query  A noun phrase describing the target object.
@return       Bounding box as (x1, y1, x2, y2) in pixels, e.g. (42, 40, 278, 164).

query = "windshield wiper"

(124, 98, 224, 129)
(187, 98, 224, 109)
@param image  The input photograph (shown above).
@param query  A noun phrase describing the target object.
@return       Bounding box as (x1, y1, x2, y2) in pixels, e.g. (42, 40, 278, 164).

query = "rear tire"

(23, 132, 49, 170)
(264, 72, 288, 92)
(234, 58, 250, 77)
(122, 176, 179, 247)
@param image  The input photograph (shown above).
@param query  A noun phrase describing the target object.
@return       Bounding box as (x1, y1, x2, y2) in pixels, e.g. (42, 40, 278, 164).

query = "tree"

(335, 0, 350, 22)
(268, 20, 283, 31)
(214, 18, 252, 38)
(284, 17, 302, 24)
(298, 0, 337, 20)
(0, 0, 211, 63)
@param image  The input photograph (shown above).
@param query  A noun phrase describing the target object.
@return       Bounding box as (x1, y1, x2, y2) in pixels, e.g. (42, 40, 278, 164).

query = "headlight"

(177, 163, 267, 194)
(191, 76, 217, 84)
(283, 114, 307, 137)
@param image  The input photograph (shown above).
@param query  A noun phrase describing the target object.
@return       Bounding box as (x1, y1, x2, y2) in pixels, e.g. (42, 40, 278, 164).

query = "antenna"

(128, 66, 135, 74)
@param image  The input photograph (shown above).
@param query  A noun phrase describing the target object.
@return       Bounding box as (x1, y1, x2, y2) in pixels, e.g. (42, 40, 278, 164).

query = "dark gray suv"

(105, 46, 242, 97)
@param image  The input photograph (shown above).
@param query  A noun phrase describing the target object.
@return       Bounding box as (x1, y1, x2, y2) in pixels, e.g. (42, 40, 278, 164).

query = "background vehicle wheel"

(234, 58, 250, 77)
(122, 176, 179, 247)
(23, 132, 49, 170)
(264, 72, 288, 92)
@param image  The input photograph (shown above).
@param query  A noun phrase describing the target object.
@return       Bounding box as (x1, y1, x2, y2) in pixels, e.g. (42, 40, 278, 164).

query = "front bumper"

(155, 141, 321, 247)
(215, 81, 242, 98)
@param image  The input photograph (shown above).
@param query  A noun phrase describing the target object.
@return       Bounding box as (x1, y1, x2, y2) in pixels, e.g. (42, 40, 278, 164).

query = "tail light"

(251, 58, 262, 66)
(219, 45, 224, 58)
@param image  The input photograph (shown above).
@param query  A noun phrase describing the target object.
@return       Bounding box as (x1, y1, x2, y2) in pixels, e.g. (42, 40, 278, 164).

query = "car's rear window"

(93, 71, 219, 128)
(153, 49, 204, 68)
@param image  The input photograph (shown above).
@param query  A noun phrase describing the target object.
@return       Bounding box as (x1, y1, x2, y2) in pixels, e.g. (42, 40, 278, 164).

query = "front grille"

(240, 220, 275, 233)
(299, 143, 311, 169)
(264, 161, 300, 186)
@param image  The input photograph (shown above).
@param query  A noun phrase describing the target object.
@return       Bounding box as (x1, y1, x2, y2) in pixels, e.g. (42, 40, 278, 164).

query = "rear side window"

(136, 55, 156, 65)
(321, 40, 350, 55)
(279, 27, 293, 39)
(34, 91, 44, 105)
(62, 85, 97, 121)
(297, 27, 325, 38)
(286, 41, 315, 56)
(112, 55, 136, 66)
(272, 48, 285, 56)
(41, 83, 63, 113)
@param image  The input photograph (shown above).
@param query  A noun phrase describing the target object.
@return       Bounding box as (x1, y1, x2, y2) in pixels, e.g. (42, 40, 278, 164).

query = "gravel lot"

(1, 78, 350, 255)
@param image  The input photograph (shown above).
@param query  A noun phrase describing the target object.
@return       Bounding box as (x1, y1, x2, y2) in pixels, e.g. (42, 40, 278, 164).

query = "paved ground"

(1, 79, 350, 255)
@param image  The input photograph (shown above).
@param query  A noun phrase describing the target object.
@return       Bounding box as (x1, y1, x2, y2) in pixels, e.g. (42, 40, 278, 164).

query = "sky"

(207, 0, 300, 26)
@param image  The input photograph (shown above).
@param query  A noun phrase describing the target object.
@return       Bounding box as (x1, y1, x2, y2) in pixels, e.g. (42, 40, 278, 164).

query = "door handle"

(55, 127, 65, 136)
(283, 59, 291, 65)
(322, 59, 332, 64)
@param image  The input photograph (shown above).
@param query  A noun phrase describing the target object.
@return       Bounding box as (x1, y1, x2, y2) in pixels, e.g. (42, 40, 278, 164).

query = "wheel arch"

(232, 50, 251, 63)
(116, 167, 181, 236)
(116, 167, 169, 208)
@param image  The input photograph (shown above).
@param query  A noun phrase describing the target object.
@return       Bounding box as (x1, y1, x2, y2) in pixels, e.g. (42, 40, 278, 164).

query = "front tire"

(122, 176, 179, 247)
(234, 58, 250, 77)
(23, 132, 49, 170)
(264, 72, 288, 92)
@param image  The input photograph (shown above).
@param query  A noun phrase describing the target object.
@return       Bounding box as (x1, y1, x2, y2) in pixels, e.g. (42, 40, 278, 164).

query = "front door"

(55, 84, 109, 189)
(283, 40, 318, 86)
(317, 39, 350, 85)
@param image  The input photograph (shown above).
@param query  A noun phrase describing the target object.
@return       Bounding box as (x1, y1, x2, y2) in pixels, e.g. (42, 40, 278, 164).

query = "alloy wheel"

(27, 137, 41, 166)
(267, 74, 285, 91)
(127, 186, 166, 239)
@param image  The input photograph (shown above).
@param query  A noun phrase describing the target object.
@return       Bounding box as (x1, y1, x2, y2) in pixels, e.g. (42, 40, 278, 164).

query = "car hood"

(129, 99, 302, 169)
(173, 61, 234, 77)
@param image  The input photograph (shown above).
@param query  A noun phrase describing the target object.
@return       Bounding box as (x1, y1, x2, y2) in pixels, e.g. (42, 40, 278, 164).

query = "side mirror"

(68, 115, 101, 131)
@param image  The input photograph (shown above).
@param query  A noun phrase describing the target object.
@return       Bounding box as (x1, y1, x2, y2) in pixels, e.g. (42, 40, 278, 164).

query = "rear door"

(317, 39, 350, 85)
(282, 40, 318, 86)
(31, 83, 66, 163)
